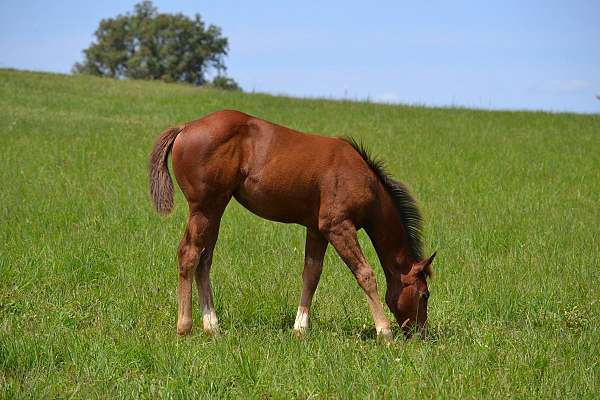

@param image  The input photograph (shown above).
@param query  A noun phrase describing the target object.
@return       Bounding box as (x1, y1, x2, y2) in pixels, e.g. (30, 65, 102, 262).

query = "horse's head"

(386, 252, 436, 337)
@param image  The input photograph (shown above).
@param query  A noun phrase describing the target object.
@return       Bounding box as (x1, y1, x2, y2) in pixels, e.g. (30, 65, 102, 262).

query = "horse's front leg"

(324, 220, 393, 342)
(293, 229, 328, 334)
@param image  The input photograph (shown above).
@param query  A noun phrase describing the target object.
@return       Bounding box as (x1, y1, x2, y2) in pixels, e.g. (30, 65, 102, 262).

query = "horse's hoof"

(292, 328, 308, 338)
(377, 328, 394, 344)
(203, 327, 221, 337)
(177, 327, 192, 336)
(177, 320, 193, 336)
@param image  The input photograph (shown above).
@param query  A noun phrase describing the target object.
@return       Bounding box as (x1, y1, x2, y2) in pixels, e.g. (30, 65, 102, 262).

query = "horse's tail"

(149, 125, 184, 215)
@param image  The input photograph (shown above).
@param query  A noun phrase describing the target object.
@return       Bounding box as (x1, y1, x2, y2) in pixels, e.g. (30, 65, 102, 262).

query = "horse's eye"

(421, 291, 430, 300)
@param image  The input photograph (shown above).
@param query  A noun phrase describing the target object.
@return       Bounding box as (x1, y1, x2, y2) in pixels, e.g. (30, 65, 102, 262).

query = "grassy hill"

(1, 69, 599, 398)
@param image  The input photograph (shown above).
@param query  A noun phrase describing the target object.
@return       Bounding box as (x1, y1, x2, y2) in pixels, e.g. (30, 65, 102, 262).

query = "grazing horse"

(149, 110, 435, 340)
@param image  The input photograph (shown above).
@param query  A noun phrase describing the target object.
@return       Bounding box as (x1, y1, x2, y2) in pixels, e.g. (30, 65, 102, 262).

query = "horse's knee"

(355, 267, 377, 291)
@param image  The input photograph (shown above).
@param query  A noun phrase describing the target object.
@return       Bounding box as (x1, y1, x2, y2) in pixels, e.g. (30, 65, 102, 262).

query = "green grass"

(1, 69, 599, 398)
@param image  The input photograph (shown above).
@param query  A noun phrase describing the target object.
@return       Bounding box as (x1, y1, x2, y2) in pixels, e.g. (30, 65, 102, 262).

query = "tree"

(74, 1, 240, 89)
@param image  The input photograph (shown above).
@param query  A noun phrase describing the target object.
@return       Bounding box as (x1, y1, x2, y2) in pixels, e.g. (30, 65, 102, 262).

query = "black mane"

(342, 137, 424, 261)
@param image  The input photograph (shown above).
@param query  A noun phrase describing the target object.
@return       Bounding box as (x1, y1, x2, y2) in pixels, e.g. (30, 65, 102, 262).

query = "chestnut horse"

(149, 110, 435, 340)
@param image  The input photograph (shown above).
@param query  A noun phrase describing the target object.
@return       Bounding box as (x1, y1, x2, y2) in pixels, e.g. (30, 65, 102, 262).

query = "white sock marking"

(202, 305, 219, 332)
(293, 307, 309, 331)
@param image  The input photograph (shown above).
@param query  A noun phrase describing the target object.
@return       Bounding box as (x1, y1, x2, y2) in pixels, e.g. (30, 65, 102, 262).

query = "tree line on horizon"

(74, 1, 240, 91)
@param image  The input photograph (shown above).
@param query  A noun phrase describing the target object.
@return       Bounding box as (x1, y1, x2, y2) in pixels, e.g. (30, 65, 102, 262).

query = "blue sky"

(1, 0, 599, 113)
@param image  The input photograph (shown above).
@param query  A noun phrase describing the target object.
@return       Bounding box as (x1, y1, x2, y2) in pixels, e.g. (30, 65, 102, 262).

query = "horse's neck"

(365, 190, 414, 279)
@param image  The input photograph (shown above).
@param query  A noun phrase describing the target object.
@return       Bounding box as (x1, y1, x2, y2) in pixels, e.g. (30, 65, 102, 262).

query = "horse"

(149, 109, 435, 340)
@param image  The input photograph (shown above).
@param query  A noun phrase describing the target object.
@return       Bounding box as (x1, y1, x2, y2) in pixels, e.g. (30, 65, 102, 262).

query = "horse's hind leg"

(323, 220, 393, 341)
(176, 199, 228, 335)
(195, 227, 221, 335)
(293, 229, 328, 334)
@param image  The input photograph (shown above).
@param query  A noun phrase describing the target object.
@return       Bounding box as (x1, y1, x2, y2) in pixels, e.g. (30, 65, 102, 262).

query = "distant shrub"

(211, 76, 242, 91)
(73, 1, 240, 90)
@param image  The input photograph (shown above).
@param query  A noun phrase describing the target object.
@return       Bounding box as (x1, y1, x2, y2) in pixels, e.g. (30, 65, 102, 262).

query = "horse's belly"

(233, 177, 317, 226)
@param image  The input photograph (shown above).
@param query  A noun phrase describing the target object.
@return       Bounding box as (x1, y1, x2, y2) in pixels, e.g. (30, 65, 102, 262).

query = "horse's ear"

(412, 251, 436, 277)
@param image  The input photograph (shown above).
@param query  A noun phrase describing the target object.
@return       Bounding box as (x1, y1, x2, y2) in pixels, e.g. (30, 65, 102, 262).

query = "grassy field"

(0, 69, 599, 398)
